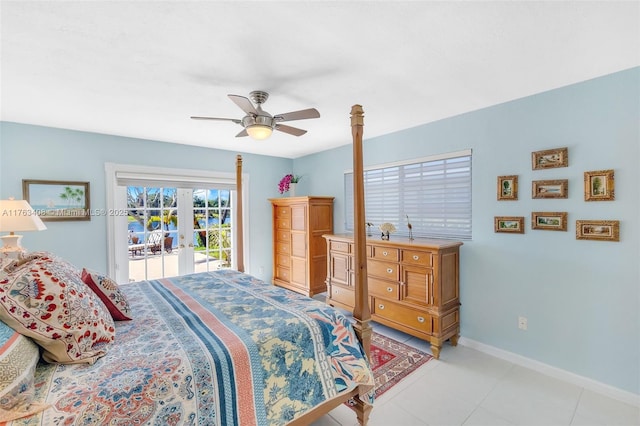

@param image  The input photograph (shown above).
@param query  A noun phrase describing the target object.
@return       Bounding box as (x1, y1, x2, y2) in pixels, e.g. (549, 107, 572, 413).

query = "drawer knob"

(334, 289, 339, 294)
(417, 316, 425, 323)
(378, 304, 385, 310)
(386, 287, 393, 292)
(413, 255, 420, 261)
(382, 251, 388, 256)
(386, 268, 394, 274)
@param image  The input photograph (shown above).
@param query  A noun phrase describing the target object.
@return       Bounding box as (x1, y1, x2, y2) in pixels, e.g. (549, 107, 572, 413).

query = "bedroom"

(1, 1, 639, 425)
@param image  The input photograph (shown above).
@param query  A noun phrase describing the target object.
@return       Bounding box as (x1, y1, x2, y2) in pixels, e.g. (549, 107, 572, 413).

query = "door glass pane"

(193, 189, 233, 272)
(127, 186, 178, 281)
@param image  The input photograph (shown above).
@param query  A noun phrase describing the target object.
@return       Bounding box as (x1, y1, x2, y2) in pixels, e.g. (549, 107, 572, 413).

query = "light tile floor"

(312, 320, 640, 426)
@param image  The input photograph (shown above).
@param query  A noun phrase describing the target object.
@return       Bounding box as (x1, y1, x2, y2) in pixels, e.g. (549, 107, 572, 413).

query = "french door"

(105, 163, 246, 284)
(124, 187, 232, 282)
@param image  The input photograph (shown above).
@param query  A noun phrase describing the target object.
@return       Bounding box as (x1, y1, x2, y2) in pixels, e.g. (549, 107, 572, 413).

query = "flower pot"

(289, 183, 297, 197)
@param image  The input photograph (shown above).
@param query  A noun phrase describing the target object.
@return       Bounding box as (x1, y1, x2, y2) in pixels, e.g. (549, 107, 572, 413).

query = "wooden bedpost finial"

(350, 104, 364, 126)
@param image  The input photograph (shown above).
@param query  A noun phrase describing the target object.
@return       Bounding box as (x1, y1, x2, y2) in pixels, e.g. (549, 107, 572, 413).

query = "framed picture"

(584, 169, 614, 201)
(531, 211, 567, 231)
(497, 175, 518, 200)
(576, 220, 619, 242)
(494, 216, 525, 234)
(532, 179, 568, 199)
(532, 147, 568, 170)
(22, 179, 90, 221)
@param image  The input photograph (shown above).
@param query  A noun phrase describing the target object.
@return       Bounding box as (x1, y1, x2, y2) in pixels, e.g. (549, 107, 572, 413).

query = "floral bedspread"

(9, 270, 373, 426)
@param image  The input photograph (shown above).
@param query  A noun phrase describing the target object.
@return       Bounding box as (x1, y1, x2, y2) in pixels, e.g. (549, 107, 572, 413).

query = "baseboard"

(458, 337, 640, 407)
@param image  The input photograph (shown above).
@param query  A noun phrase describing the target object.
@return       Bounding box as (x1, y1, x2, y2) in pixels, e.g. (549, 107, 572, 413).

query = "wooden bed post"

(235, 154, 245, 272)
(350, 105, 373, 425)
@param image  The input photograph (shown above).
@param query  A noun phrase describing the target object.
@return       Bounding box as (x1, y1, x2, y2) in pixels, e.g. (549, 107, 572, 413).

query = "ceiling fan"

(191, 90, 320, 140)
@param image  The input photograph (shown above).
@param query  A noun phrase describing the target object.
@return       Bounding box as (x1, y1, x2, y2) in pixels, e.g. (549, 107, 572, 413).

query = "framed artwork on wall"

(531, 147, 568, 170)
(22, 179, 90, 221)
(532, 179, 568, 199)
(494, 216, 525, 234)
(584, 169, 614, 201)
(575, 220, 619, 242)
(531, 211, 567, 231)
(497, 175, 518, 200)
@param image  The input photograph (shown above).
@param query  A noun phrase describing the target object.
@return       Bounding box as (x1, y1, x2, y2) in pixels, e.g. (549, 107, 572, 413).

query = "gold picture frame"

(532, 147, 568, 170)
(22, 179, 90, 221)
(532, 179, 568, 199)
(576, 220, 619, 242)
(584, 169, 614, 201)
(497, 175, 518, 201)
(531, 212, 567, 231)
(494, 216, 524, 234)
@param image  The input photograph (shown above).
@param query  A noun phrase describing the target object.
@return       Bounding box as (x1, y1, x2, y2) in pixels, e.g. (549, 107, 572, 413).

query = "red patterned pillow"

(81, 268, 132, 321)
(0, 252, 115, 364)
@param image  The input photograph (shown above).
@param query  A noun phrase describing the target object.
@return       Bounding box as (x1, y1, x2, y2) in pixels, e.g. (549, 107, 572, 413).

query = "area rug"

(369, 332, 433, 397)
(347, 332, 433, 405)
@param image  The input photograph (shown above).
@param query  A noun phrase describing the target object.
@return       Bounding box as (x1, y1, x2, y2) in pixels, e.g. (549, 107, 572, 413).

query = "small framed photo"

(497, 175, 518, 201)
(22, 179, 90, 221)
(494, 216, 525, 234)
(584, 169, 614, 201)
(576, 220, 619, 242)
(531, 212, 567, 231)
(532, 179, 568, 199)
(532, 147, 568, 170)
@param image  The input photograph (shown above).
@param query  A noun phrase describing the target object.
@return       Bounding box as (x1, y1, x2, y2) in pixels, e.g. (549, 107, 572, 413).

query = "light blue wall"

(0, 124, 292, 281)
(296, 67, 640, 395)
(1, 67, 638, 395)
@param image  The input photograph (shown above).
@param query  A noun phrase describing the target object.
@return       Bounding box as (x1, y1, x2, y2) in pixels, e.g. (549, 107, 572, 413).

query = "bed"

(0, 106, 373, 425)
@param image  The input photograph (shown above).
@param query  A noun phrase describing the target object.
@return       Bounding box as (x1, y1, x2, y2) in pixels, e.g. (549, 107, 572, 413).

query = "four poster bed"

(0, 106, 373, 425)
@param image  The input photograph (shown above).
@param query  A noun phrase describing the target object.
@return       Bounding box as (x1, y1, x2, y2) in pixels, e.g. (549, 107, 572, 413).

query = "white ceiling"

(1, 1, 638, 159)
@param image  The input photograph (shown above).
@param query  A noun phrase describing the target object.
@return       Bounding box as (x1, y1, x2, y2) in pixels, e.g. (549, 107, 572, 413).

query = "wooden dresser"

(269, 197, 334, 297)
(323, 234, 462, 359)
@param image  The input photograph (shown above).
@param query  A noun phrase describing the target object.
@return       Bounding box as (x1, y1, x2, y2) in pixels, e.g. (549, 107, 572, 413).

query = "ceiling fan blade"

(228, 94, 257, 115)
(235, 129, 248, 138)
(191, 116, 242, 124)
(274, 108, 320, 122)
(275, 124, 307, 137)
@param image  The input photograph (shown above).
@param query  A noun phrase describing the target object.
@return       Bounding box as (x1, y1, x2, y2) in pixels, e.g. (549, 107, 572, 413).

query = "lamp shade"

(246, 124, 273, 140)
(0, 199, 47, 233)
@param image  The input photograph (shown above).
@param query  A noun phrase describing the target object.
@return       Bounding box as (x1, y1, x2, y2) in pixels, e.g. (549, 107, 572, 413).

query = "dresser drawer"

(276, 217, 291, 229)
(276, 241, 290, 255)
(370, 245, 399, 262)
(276, 253, 289, 268)
(371, 297, 433, 334)
(275, 266, 290, 282)
(329, 240, 350, 254)
(276, 229, 290, 242)
(367, 259, 399, 281)
(401, 249, 433, 267)
(330, 285, 354, 307)
(275, 206, 290, 218)
(368, 276, 399, 300)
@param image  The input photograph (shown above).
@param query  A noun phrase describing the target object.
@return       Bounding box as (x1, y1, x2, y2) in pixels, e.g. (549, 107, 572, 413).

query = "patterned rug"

(345, 332, 432, 406)
(368, 332, 433, 398)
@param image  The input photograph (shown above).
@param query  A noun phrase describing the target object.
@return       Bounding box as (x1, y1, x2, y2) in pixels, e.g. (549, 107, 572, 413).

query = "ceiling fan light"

(246, 124, 273, 140)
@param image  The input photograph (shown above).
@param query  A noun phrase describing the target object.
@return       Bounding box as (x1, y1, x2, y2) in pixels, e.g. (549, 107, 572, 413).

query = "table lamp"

(0, 198, 47, 258)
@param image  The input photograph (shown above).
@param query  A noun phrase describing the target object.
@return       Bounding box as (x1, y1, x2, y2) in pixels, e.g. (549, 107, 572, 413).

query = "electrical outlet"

(518, 316, 528, 331)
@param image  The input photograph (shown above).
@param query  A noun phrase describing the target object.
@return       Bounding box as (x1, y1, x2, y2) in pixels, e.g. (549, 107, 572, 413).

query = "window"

(345, 149, 472, 240)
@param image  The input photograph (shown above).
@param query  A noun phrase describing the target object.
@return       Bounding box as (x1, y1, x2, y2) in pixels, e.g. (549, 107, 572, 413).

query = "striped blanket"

(8, 270, 373, 426)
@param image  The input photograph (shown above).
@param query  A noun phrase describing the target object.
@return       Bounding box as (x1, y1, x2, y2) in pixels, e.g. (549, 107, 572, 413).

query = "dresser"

(269, 197, 334, 297)
(323, 234, 463, 359)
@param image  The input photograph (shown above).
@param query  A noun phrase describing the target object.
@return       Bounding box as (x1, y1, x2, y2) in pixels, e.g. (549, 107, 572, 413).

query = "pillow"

(0, 252, 115, 364)
(0, 320, 49, 422)
(81, 268, 132, 321)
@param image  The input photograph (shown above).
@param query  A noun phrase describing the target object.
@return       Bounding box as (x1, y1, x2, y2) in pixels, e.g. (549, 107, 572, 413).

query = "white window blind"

(345, 150, 472, 240)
